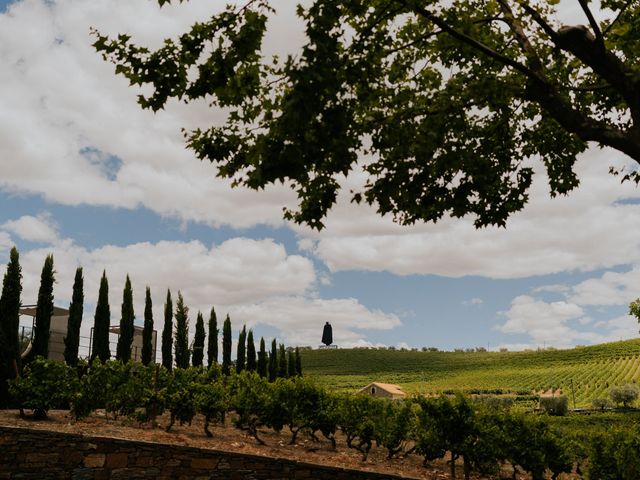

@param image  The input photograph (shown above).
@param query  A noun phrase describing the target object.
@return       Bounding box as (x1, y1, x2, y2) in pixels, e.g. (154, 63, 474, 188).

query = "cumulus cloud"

(1, 213, 58, 243)
(496, 295, 639, 348)
(0, 0, 302, 229)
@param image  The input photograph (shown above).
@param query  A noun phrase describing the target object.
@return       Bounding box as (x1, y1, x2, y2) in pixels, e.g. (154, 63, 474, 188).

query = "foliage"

(222, 314, 232, 376)
(609, 383, 640, 408)
(116, 275, 135, 362)
(141, 286, 154, 366)
(274, 377, 324, 444)
(161, 289, 173, 371)
(539, 395, 569, 416)
(268, 339, 277, 382)
(287, 350, 296, 378)
(230, 371, 275, 444)
(257, 337, 267, 378)
(64, 267, 84, 367)
(278, 343, 287, 378)
(173, 291, 190, 369)
(0, 246, 22, 406)
(165, 366, 198, 431)
(94, 1, 640, 231)
(91, 271, 111, 363)
(207, 306, 218, 368)
(192, 311, 205, 367)
(10, 357, 77, 419)
(246, 329, 256, 372)
(30, 254, 55, 360)
(295, 347, 302, 377)
(337, 393, 382, 460)
(194, 378, 226, 437)
(588, 425, 640, 480)
(376, 399, 415, 459)
(236, 325, 246, 373)
(591, 396, 612, 412)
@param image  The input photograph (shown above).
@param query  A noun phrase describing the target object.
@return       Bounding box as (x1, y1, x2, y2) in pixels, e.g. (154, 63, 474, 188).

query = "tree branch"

(517, 2, 559, 41)
(404, 1, 541, 82)
(577, 0, 604, 44)
(603, 0, 634, 36)
(496, 0, 544, 73)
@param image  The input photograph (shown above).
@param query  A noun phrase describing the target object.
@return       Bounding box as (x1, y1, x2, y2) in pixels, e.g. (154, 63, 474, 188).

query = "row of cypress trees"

(0, 247, 302, 386)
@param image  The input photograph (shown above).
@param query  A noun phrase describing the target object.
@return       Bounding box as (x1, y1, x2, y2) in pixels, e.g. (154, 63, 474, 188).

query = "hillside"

(301, 339, 640, 407)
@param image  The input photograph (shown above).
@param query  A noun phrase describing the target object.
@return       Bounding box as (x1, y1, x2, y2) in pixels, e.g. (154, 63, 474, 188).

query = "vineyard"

(301, 339, 640, 407)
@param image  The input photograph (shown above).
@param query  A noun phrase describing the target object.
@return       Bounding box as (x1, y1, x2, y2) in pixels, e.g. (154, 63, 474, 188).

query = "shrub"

(588, 426, 640, 480)
(609, 384, 640, 408)
(539, 396, 569, 416)
(591, 397, 611, 412)
(9, 357, 77, 419)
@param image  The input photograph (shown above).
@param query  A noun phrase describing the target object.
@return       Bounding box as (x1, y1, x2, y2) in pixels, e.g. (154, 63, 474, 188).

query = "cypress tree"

(287, 349, 296, 378)
(221, 315, 232, 376)
(91, 271, 111, 362)
(257, 337, 267, 378)
(207, 306, 218, 367)
(236, 325, 246, 373)
(278, 344, 287, 378)
(192, 311, 205, 367)
(116, 275, 135, 362)
(64, 267, 84, 366)
(246, 329, 256, 372)
(0, 246, 22, 406)
(174, 291, 190, 369)
(295, 347, 302, 376)
(161, 289, 173, 371)
(29, 254, 55, 360)
(141, 286, 154, 365)
(268, 339, 277, 382)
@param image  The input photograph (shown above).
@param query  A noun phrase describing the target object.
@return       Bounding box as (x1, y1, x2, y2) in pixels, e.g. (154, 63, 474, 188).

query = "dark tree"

(91, 271, 111, 363)
(0, 246, 22, 405)
(161, 289, 173, 371)
(236, 325, 246, 373)
(116, 275, 135, 362)
(257, 337, 267, 378)
(246, 329, 256, 372)
(287, 349, 296, 378)
(141, 286, 154, 365)
(207, 306, 218, 367)
(278, 344, 287, 378)
(174, 291, 190, 369)
(64, 267, 84, 366)
(192, 311, 205, 367)
(29, 254, 55, 360)
(94, 1, 640, 230)
(295, 347, 302, 377)
(321, 322, 333, 346)
(221, 315, 232, 376)
(268, 339, 277, 382)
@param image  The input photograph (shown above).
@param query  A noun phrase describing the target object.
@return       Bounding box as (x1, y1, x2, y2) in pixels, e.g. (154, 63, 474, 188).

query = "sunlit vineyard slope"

(301, 339, 640, 407)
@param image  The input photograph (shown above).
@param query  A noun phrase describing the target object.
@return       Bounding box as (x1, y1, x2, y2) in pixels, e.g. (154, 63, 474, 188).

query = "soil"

(0, 409, 561, 479)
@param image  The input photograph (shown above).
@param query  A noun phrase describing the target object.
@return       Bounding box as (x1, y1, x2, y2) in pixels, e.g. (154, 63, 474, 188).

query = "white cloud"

(0, 0, 302, 229)
(1, 213, 58, 243)
(228, 296, 402, 347)
(463, 297, 483, 306)
(569, 268, 640, 307)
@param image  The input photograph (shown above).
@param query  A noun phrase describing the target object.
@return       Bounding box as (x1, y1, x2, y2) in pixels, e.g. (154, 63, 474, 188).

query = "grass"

(301, 339, 640, 407)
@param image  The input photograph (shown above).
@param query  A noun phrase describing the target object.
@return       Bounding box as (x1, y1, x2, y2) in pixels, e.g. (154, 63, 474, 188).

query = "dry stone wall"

(0, 426, 412, 480)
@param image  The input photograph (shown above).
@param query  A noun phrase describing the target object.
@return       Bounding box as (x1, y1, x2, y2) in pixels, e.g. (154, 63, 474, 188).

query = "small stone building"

(358, 382, 406, 400)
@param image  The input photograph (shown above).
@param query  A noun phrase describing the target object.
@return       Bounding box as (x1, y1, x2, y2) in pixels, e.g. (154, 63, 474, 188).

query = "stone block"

(105, 452, 128, 468)
(83, 454, 105, 468)
(191, 458, 218, 469)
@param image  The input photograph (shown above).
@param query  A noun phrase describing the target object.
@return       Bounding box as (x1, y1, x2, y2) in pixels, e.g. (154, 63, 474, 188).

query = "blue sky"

(1, 0, 639, 352)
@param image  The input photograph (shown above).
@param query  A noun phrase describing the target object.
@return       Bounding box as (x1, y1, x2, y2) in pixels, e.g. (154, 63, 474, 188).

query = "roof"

(19, 305, 69, 317)
(358, 382, 406, 396)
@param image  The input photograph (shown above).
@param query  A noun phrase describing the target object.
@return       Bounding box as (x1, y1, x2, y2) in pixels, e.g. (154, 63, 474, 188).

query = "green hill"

(301, 339, 640, 407)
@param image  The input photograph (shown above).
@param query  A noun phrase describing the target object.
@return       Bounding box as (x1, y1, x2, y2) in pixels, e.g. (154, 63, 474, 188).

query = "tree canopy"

(95, 0, 640, 229)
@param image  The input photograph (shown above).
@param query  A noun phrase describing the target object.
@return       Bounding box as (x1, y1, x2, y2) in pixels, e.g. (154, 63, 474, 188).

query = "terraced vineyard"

(301, 339, 640, 407)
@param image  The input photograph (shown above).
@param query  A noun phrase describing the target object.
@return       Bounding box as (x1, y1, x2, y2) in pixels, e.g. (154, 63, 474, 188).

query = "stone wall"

(0, 426, 413, 479)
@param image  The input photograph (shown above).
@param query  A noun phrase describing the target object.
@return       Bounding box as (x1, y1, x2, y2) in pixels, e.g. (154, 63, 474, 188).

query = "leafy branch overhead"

(94, 0, 640, 229)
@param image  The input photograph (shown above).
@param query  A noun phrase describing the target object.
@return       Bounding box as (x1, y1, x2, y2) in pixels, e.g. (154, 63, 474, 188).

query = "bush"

(588, 426, 640, 480)
(9, 357, 77, 419)
(591, 397, 611, 412)
(539, 396, 569, 416)
(609, 384, 640, 408)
